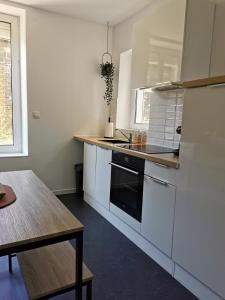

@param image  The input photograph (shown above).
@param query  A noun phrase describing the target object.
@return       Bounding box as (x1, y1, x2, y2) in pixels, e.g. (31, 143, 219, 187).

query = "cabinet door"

(172, 86, 225, 299)
(83, 143, 96, 197)
(141, 175, 176, 257)
(181, 0, 215, 81)
(95, 147, 112, 209)
(210, 2, 225, 77)
(131, 0, 186, 89)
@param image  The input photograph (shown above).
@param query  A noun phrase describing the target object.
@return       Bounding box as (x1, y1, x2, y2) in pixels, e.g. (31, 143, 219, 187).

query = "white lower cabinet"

(141, 174, 176, 257)
(83, 143, 97, 197)
(95, 147, 112, 209)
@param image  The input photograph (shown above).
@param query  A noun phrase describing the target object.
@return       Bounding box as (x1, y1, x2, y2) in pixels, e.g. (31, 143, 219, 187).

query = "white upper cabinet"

(95, 147, 112, 209)
(83, 142, 97, 197)
(210, 1, 225, 77)
(181, 0, 215, 82)
(131, 0, 186, 89)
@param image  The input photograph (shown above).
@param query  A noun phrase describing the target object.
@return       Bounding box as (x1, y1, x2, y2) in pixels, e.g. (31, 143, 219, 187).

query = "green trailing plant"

(100, 61, 115, 106)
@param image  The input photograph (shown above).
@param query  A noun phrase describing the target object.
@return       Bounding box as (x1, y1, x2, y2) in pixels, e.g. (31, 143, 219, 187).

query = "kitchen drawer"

(144, 160, 177, 186)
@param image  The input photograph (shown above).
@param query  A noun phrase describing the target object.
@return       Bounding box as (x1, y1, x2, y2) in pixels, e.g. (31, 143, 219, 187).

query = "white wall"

(0, 1, 111, 193)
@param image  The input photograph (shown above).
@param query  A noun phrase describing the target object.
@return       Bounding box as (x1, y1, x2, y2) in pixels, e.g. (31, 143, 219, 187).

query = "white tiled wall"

(146, 90, 184, 148)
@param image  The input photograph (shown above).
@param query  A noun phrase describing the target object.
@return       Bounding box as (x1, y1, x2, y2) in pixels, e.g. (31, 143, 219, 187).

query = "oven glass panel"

(110, 165, 143, 222)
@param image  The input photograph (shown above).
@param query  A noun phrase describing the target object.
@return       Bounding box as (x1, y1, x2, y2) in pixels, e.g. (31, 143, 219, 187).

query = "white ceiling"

(9, 0, 152, 25)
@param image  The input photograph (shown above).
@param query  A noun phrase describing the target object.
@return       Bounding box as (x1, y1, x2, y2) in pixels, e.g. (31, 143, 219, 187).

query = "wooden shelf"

(183, 75, 225, 88)
(17, 242, 93, 300)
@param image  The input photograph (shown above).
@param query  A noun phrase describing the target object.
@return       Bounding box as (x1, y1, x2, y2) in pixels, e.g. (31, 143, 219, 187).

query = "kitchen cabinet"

(131, 0, 218, 87)
(131, 0, 186, 89)
(210, 1, 225, 77)
(172, 87, 225, 299)
(181, 0, 215, 82)
(95, 146, 112, 209)
(141, 174, 176, 257)
(83, 142, 96, 197)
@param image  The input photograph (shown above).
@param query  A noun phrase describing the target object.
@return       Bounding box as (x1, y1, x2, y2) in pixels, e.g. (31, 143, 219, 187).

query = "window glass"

(135, 90, 151, 125)
(0, 21, 13, 146)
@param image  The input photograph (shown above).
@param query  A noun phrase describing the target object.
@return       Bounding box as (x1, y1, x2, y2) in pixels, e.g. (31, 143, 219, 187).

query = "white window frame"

(0, 5, 27, 157)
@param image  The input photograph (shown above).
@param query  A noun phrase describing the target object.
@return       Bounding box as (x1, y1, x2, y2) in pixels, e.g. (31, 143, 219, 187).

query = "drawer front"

(144, 160, 177, 186)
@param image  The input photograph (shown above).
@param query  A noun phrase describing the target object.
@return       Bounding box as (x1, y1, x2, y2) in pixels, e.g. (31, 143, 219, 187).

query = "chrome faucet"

(116, 129, 133, 144)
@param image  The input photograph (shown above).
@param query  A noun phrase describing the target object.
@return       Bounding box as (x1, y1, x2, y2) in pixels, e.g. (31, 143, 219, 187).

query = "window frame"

(0, 7, 27, 157)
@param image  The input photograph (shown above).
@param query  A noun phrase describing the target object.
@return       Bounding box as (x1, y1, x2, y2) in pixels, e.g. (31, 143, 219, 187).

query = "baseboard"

(174, 264, 223, 300)
(53, 188, 77, 195)
(84, 192, 174, 275)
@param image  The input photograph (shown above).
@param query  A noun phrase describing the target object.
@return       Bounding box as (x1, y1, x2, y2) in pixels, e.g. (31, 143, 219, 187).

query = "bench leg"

(86, 281, 92, 300)
(76, 232, 83, 300)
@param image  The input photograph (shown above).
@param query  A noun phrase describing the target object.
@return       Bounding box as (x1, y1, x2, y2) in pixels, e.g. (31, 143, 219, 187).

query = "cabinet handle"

(109, 162, 139, 175)
(145, 175, 169, 186)
(152, 162, 169, 169)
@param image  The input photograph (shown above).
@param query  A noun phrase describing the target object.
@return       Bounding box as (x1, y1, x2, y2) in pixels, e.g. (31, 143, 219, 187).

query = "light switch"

(32, 111, 41, 119)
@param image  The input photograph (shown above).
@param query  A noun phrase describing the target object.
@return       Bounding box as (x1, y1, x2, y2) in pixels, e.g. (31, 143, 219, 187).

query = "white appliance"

(172, 85, 225, 299)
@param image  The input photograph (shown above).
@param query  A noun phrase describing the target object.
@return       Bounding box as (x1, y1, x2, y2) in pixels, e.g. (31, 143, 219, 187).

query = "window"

(0, 8, 27, 157)
(135, 90, 150, 125)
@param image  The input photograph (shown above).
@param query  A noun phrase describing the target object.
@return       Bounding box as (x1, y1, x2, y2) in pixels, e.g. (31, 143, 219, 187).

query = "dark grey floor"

(0, 194, 198, 300)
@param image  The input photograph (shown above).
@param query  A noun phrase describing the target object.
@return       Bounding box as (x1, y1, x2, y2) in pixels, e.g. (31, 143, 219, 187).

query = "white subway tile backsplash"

(150, 118, 166, 126)
(148, 90, 184, 148)
(149, 138, 165, 146)
(166, 112, 176, 119)
(149, 125, 165, 132)
(165, 126, 175, 133)
(151, 131, 165, 139)
(164, 140, 174, 147)
(150, 112, 167, 119)
(150, 106, 167, 113)
(165, 133, 174, 140)
(165, 119, 175, 126)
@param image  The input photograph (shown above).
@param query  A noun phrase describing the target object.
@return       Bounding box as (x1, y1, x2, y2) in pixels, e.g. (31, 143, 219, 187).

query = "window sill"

(0, 152, 28, 158)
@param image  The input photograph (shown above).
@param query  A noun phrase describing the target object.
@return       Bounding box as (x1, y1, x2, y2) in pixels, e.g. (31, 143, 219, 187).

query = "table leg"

(76, 231, 83, 300)
(8, 255, 13, 273)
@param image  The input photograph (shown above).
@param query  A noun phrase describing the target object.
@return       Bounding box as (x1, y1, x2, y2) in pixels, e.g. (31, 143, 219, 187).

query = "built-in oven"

(109, 151, 145, 222)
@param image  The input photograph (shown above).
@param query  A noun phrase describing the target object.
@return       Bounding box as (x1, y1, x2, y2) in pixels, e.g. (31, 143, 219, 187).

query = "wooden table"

(0, 170, 84, 300)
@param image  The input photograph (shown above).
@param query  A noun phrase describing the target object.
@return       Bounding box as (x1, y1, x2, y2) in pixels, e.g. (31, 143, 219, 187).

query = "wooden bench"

(17, 242, 93, 300)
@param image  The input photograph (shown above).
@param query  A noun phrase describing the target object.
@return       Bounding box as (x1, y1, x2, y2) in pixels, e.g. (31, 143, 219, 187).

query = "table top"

(0, 170, 83, 251)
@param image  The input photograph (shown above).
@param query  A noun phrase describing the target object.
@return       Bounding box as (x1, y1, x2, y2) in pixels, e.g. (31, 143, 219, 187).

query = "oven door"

(109, 162, 144, 222)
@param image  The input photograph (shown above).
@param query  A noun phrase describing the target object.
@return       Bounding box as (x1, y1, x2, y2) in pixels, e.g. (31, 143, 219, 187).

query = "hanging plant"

(100, 54, 115, 106)
(100, 22, 115, 106)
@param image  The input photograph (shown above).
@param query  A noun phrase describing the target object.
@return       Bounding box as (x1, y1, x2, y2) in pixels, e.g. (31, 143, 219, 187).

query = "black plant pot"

(101, 62, 113, 77)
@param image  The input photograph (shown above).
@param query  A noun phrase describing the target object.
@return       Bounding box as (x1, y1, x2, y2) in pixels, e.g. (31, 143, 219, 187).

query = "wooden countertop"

(183, 75, 225, 88)
(74, 135, 179, 169)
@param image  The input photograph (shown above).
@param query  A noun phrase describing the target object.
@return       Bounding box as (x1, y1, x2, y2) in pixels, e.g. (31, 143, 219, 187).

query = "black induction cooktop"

(117, 144, 175, 154)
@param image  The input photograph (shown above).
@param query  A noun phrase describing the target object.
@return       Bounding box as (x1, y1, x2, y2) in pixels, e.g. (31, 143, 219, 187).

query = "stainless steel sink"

(98, 139, 129, 144)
